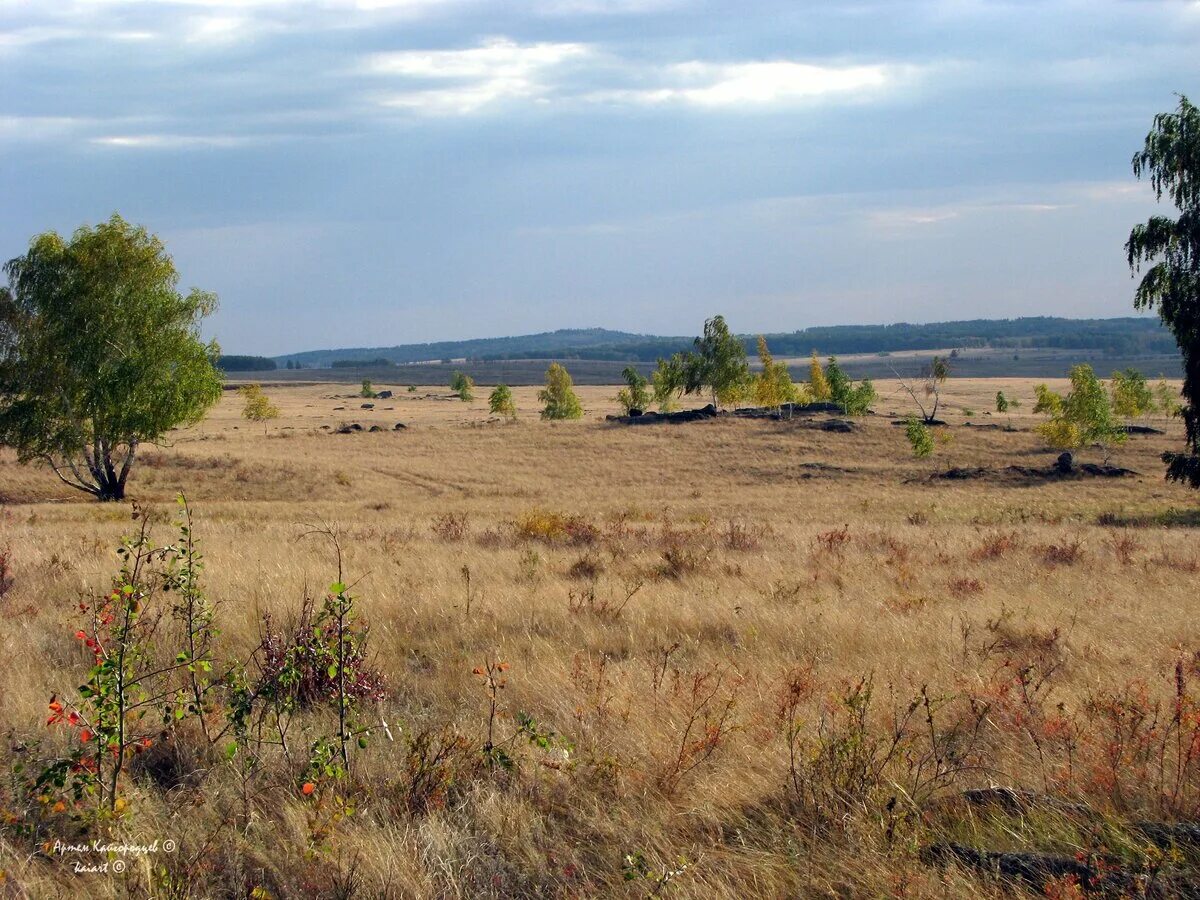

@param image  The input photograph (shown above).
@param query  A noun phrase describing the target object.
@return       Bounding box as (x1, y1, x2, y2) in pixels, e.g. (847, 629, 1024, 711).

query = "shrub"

(360, 379, 375, 398)
(825, 357, 875, 415)
(488, 384, 516, 418)
(430, 512, 469, 542)
(995, 391, 1009, 413)
(615, 366, 651, 414)
(905, 417, 934, 458)
(538, 363, 583, 420)
(450, 371, 474, 402)
(514, 509, 598, 545)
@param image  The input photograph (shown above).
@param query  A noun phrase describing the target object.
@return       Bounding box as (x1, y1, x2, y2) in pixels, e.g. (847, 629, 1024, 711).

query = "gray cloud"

(1, 0, 1197, 353)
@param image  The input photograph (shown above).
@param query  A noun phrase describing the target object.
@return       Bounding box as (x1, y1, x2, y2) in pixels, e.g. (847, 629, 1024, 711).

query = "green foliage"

(538, 363, 583, 420)
(450, 371, 475, 402)
(1156, 377, 1181, 416)
(995, 391, 1009, 413)
(1128, 95, 1200, 486)
(1036, 364, 1127, 459)
(1033, 383, 1063, 415)
(615, 366, 651, 414)
(824, 357, 875, 415)
(686, 315, 751, 407)
(1110, 368, 1154, 419)
(239, 384, 280, 430)
(360, 379, 375, 398)
(905, 417, 934, 458)
(0, 215, 222, 501)
(488, 384, 516, 419)
(651, 355, 686, 412)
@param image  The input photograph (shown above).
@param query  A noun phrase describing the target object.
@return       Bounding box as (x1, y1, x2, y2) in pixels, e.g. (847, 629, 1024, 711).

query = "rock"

(333, 406, 345, 410)
(1055, 452, 1075, 474)
(819, 419, 855, 433)
(609, 404, 718, 425)
(368, 425, 384, 432)
(375, 390, 393, 399)
(394, 422, 407, 430)
(361, 403, 374, 409)
(628, 408, 644, 417)
(891, 418, 948, 427)
(335, 423, 364, 434)
(1121, 424, 1165, 435)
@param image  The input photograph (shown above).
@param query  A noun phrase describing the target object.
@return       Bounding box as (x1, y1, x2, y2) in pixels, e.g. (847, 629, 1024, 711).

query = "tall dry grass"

(0, 379, 1197, 898)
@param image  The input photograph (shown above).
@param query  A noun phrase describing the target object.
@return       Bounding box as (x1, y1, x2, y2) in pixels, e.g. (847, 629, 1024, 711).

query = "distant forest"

(263, 317, 1175, 371)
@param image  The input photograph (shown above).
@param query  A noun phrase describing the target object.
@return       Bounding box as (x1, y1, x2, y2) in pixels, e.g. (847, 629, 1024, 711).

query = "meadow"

(1, 377, 1198, 898)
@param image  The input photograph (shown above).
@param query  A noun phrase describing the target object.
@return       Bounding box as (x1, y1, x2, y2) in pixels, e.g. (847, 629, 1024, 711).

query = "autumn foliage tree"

(808, 351, 832, 401)
(753, 336, 804, 411)
(0, 215, 222, 500)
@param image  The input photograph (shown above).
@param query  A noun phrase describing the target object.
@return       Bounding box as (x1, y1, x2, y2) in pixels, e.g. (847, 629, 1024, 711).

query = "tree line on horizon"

(269, 315, 1177, 371)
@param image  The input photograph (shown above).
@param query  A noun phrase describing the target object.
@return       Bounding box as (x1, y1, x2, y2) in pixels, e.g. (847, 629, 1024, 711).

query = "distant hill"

(273, 317, 1175, 369)
(274, 328, 681, 369)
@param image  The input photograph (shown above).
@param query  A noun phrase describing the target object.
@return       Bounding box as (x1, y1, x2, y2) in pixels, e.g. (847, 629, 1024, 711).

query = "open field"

(2, 379, 1199, 898)
(245, 349, 1185, 386)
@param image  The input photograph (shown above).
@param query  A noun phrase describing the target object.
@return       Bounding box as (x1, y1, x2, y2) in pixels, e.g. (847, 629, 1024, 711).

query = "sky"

(1, 0, 1197, 356)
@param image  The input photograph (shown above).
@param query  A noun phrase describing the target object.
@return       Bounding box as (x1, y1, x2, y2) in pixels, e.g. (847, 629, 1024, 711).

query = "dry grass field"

(1, 377, 1198, 898)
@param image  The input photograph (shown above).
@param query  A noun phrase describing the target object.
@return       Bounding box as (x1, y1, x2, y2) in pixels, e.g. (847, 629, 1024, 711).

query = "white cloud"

(652, 60, 895, 106)
(364, 38, 910, 115)
(366, 38, 592, 114)
(90, 133, 254, 148)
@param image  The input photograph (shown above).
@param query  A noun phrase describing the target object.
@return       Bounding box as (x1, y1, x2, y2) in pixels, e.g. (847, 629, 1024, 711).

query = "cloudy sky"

(1, 0, 1196, 355)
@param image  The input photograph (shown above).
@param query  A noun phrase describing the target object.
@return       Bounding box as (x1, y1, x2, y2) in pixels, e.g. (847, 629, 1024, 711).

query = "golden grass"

(0, 377, 1197, 898)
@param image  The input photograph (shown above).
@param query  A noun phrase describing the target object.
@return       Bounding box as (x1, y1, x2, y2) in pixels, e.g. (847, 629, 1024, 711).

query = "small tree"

(995, 391, 1009, 414)
(683, 315, 751, 408)
(615, 366, 651, 414)
(1110, 368, 1154, 420)
(450, 371, 474, 402)
(240, 383, 280, 433)
(1036, 364, 1126, 462)
(360, 379, 375, 399)
(651, 355, 686, 412)
(539, 363, 583, 420)
(753, 336, 800, 412)
(824, 357, 875, 415)
(1155, 377, 1181, 417)
(808, 351, 832, 401)
(894, 356, 949, 423)
(489, 384, 516, 419)
(905, 417, 934, 458)
(0, 215, 222, 500)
